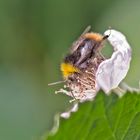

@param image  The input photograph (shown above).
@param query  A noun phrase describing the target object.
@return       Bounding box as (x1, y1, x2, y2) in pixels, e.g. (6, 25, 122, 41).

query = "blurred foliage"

(0, 0, 139, 140)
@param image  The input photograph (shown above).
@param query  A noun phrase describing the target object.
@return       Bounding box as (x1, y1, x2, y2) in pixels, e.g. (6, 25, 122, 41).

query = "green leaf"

(45, 91, 140, 140)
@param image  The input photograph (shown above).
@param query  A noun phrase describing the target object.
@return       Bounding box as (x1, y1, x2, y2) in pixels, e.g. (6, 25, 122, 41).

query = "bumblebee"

(59, 26, 109, 100)
(47, 26, 110, 100)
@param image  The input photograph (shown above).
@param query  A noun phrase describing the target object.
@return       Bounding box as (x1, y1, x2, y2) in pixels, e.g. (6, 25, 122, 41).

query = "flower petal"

(96, 29, 132, 94)
(60, 103, 78, 119)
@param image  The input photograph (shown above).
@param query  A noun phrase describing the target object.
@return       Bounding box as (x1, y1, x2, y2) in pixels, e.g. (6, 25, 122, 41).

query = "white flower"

(96, 29, 132, 94)
(56, 29, 132, 102)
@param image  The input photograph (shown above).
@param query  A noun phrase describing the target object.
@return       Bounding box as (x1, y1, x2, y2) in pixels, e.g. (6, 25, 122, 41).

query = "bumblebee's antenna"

(48, 80, 66, 86)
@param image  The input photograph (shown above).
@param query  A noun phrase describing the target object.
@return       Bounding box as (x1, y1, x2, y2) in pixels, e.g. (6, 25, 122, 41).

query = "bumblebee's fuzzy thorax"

(84, 32, 103, 42)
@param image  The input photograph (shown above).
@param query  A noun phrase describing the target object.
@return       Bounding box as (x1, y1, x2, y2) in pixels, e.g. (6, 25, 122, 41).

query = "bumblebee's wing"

(81, 26, 91, 36)
(70, 26, 91, 53)
(96, 29, 132, 93)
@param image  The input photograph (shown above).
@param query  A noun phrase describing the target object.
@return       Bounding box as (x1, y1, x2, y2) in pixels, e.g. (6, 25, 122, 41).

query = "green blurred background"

(0, 0, 140, 139)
